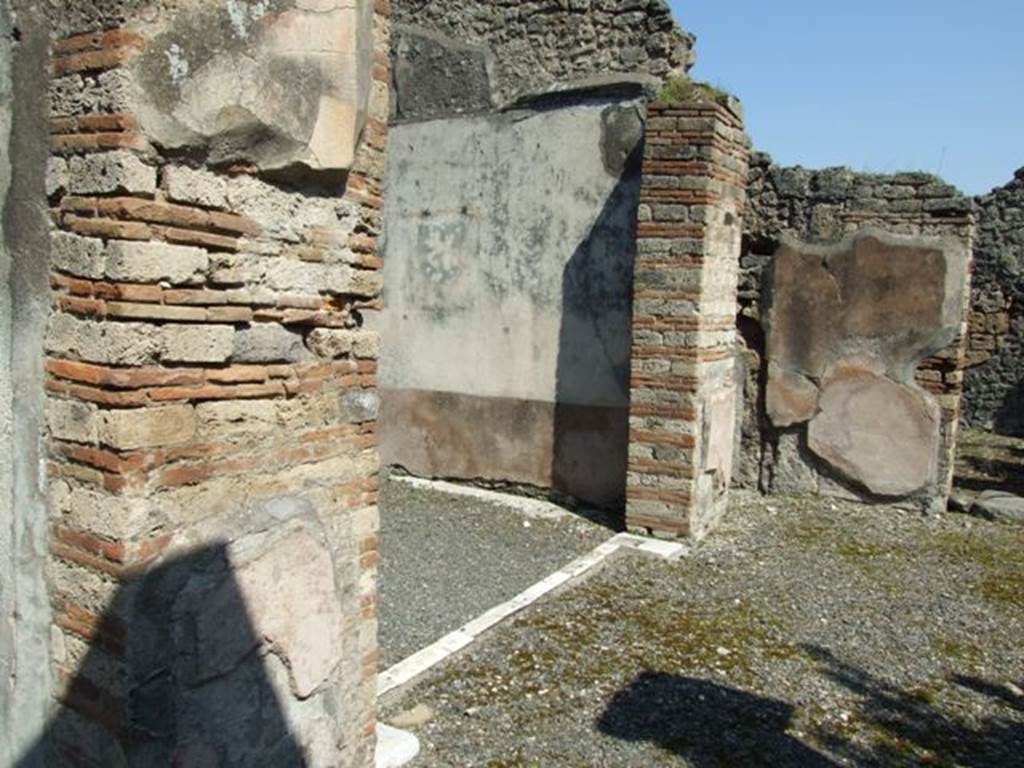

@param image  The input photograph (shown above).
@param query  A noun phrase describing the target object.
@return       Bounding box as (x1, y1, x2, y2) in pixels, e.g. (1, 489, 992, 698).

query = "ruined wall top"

(736, 151, 974, 510)
(962, 167, 1024, 433)
(974, 167, 1024, 306)
(392, 0, 695, 120)
(746, 151, 973, 244)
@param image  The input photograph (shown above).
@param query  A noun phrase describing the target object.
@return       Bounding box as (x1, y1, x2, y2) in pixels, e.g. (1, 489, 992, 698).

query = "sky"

(672, 1, 1024, 195)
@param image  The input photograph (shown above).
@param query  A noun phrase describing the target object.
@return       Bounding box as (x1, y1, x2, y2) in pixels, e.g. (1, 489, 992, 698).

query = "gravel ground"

(381, 491, 1024, 767)
(378, 474, 613, 666)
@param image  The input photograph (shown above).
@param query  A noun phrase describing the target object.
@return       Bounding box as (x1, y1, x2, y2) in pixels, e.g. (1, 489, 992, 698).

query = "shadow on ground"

(598, 671, 836, 766)
(954, 428, 1024, 497)
(598, 649, 1024, 767)
(804, 645, 1024, 767)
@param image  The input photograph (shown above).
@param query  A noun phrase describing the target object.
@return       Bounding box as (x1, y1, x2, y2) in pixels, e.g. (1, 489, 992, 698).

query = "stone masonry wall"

(962, 169, 1024, 435)
(391, 0, 695, 120)
(626, 100, 750, 539)
(34, 2, 390, 764)
(382, 0, 695, 510)
(741, 153, 973, 512)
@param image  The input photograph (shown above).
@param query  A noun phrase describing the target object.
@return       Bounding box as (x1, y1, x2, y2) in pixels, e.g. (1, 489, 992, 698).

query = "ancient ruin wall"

(962, 169, 1024, 435)
(741, 153, 973, 511)
(391, 0, 695, 120)
(380, 99, 643, 509)
(626, 100, 750, 539)
(381, 0, 697, 509)
(9, 0, 391, 763)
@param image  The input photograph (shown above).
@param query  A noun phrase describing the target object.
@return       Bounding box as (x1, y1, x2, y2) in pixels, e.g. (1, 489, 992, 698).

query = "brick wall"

(41, 4, 390, 764)
(626, 100, 750, 539)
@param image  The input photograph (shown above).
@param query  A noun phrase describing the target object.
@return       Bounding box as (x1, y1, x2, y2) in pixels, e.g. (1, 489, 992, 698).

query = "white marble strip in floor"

(377, 532, 688, 698)
(389, 475, 573, 520)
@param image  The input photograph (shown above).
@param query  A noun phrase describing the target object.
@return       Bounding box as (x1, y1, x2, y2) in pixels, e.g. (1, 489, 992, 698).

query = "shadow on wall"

(15, 546, 307, 767)
(996, 378, 1024, 437)
(598, 654, 1024, 767)
(552, 134, 643, 516)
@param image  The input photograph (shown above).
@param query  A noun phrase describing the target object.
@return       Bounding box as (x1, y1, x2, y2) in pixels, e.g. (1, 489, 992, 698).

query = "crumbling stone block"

(308, 328, 379, 359)
(307, 328, 356, 358)
(160, 324, 235, 364)
(162, 164, 229, 209)
(105, 239, 208, 285)
(67, 150, 156, 195)
(99, 405, 197, 450)
(46, 313, 160, 366)
(47, 398, 99, 444)
(264, 259, 352, 295)
(51, 230, 104, 278)
(132, 0, 376, 173)
(196, 400, 278, 437)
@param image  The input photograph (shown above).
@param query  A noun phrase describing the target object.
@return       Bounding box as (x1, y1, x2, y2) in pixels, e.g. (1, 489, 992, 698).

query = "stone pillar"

(40, 1, 389, 764)
(626, 100, 750, 539)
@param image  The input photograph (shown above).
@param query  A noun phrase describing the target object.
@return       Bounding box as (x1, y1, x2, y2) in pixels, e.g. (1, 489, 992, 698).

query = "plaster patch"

(164, 43, 189, 84)
(226, 0, 271, 39)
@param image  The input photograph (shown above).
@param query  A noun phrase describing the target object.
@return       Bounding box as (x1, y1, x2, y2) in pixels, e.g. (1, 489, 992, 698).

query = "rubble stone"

(67, 150, 156, 195)
(970, 490, 1024, 524)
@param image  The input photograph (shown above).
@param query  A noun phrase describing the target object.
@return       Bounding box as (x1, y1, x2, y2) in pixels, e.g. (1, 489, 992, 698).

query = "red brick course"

(626, 101, 750, 538)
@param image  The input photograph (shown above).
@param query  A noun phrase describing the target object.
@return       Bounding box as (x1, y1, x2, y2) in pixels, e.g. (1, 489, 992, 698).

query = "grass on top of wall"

(657, 75, 733, 108)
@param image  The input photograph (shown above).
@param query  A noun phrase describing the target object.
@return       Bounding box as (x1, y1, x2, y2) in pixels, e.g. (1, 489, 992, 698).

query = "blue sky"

(672, 1, 1023, 194)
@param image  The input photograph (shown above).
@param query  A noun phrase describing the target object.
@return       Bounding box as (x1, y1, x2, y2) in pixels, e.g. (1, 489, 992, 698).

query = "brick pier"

(626, 100, 751, 539)
(41, 8, 390, 764)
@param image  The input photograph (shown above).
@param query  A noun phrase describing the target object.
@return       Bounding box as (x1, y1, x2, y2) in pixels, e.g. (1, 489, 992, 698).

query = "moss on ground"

(388, 489, 1023, 767)
(429, 563, 799, 723)
(932, 526, 1024, 609)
